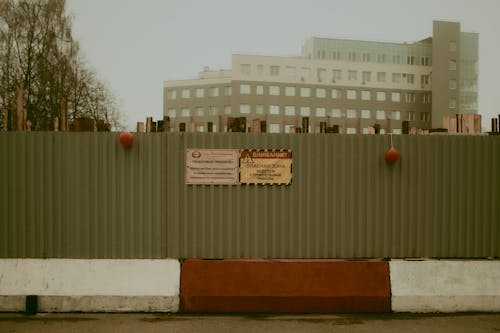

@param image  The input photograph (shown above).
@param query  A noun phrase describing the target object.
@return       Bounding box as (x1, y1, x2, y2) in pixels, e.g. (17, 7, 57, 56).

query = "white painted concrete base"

(0, 295, 178, 312)
(390, 260, 500, 312)
(0, 259, 180, 312)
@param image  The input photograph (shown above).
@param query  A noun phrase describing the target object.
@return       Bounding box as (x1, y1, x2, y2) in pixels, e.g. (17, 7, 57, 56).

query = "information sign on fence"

(185, 149, 239, 185)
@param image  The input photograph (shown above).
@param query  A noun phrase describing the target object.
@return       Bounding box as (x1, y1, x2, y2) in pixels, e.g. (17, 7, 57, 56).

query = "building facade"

(163, 21, 478, 133)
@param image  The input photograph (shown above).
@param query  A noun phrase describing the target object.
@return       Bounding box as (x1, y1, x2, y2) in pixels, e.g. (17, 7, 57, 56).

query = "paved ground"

(1, 313, 500, 333)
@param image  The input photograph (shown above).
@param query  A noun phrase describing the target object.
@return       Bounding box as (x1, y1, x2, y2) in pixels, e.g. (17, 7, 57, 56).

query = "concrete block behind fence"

(390, 260, 500, 312)
(0, 259, 180, 312)
(180, 259, 391, 313)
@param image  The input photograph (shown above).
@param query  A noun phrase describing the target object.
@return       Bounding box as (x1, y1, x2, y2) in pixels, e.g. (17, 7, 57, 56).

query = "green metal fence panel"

(1, 132, 498, 258)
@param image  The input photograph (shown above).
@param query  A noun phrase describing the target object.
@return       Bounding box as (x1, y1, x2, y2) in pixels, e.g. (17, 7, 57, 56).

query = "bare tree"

(0, 0, 124, 130)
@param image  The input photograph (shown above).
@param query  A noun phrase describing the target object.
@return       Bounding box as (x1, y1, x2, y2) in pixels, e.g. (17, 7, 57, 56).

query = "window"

(224, 86, 232, 96)
(361, 90, 371, 101)
(380, 129, 386, 134)
(331, 109, 342, 118)
(240, 84, 251, 94)
(332, 69, 342, 81)
(421, 56, 429, 66)
(300, 67, 311, 80)
(347, 89, 357, 100)
(407, 55, 415, 65)
(195, 107, 204, 116)
(449, 60, 457, 70)
(362, 128, 369, 134)
(269, 124, 280, 133)
(449, 98, 456, 109)
(361, 109, 371, 119)
(300, 87, 311, 97)
(269, 85, 280, 96)
(195, 88, 205, 98)
(407, 74, 415, 84)
(362, 52, 371, 62)
(449, 41, 457, 52)
(285, 86, 296, 96)
(421, 112, 430, 122)
(196, 125, 205, 132)
(181, 108, 190, 117)
(376, 91, 386, 101)
(332, 50, 341, 60)
(285, 106, 296, 116)
(240, 104, 250, 114)
(420, 75, 430, 87)
(392, 73, 401, 83)
(256, 105, 264, 114)
(348, 51, 356, 61)
(347, 109, 357, 118)
(348, 70, 357, 81)
(422, 94, 431, 104)
(408, 111, 416, 121)
(449, 79, 457, 90)
(270, 65, 280, 76)
(316, 107, 326, 117)
(331, 89, 340, 99)
(316, 88, 326, 98)
(167, 108, 176, 118)
(405, 93, 416, 103)
(391, 111, 401, 120)
(208, 106, 218, 115)
(392, 55, 400, 64)
(256, 65, 264, 75)
(377, 54, 386, 63)
(392, 129, 402, 134)
(317, 68, 326, 82)
(286, 66, 296, 79)
(181, 88, 190, 98)
(269, 105, 280, 115)
(224, 106, 231, 115)
(362, 71, 371, 82)
(377, 72, 386, 82)
(391, 92, 401, 102)
(346, 128, 357, 134)
(209, 87, 219, 97)
(167, 89, 176, 99)
(376, 110, 386, 120)
(241, 64, 251, 75)
(256, 85, 264, 95)
(300, 107, 310, 116)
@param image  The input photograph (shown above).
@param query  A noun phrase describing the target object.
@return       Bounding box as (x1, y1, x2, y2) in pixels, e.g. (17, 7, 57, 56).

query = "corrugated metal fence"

(1, 132, 499, 259)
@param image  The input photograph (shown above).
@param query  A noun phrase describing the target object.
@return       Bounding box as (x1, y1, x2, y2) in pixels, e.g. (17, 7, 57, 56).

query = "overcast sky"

(66, 0, 500, 131)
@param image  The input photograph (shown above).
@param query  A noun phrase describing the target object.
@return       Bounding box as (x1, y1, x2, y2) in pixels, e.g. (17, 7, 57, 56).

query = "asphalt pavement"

(1, 313, 500, 333)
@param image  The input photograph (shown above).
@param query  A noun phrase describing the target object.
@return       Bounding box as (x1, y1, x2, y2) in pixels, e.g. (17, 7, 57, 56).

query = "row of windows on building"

(166, 106, 430, 122)
(180, 123, 403, 135)
(166, 86, 232, 99)
(238, 85, 430, 103)
(167, 85, 432, 104)
(239, 65, 432, 86)
(311, 40, 459, 64)
(311, 50, 431, 67)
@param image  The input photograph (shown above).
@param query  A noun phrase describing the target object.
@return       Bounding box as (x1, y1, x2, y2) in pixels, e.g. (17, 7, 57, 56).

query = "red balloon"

(385, 147, 399, 163)
(119, 131, 134, 148)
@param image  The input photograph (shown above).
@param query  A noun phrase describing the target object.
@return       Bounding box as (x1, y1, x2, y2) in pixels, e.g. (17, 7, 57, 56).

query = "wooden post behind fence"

(16, 88, 24, 131)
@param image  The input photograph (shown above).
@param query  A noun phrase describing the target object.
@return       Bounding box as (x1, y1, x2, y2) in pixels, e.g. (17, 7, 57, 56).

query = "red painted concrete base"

(180, 259, 391, 313)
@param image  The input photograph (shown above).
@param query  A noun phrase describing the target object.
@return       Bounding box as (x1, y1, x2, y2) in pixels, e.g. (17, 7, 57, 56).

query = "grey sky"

(66, 0, 500, 131)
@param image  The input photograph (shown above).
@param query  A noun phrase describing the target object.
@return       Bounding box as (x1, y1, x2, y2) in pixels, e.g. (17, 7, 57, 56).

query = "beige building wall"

(163, 21, 477, 134)
(432, 21, 461, 128)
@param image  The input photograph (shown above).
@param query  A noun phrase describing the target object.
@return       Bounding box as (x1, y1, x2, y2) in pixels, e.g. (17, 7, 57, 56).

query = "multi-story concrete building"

(163, 20, 478, 133)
